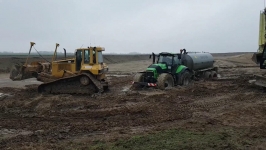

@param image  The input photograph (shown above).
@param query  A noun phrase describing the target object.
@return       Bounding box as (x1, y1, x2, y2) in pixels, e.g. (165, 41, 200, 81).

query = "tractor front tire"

(157, 73, 174, 90)
(133, 73, 145, 88)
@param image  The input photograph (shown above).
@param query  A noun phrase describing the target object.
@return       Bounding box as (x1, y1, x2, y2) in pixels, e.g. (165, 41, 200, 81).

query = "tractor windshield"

(173, 56, 180, 65)
(158, 55, 173, 65)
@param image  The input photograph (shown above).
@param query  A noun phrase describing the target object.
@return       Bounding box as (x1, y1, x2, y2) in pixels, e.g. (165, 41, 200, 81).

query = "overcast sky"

(0, 0, 264, 53)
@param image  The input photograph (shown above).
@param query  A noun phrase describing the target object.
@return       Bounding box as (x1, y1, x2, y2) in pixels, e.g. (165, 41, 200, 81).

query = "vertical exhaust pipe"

(63, 48, 67, 59)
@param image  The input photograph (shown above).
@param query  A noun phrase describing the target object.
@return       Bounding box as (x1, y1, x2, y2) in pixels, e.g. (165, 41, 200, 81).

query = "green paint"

(146, 68, 158, 78)
(176, 65, 186, 73)
(146, 68, 156, 71)
(146, 63, 168, 79)
(153, 63, 167, 69)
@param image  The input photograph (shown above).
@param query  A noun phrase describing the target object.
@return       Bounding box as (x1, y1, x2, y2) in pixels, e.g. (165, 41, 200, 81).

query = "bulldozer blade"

(9, 64, 24, 80)
(9, 64, 35, 81)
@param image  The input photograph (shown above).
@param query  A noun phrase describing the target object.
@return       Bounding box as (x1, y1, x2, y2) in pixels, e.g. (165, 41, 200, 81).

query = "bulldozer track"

(37, 73, 106, 95)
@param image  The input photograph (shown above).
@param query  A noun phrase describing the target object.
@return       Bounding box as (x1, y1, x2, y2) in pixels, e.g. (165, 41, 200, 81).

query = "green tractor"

(132, 52, 193, 90)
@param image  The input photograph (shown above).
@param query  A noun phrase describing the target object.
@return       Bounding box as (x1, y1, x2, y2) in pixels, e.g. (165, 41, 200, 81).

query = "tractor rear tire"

(180, 71, 192, 86)
(157, 73, 174, 90)
(133, 73, 145, 88)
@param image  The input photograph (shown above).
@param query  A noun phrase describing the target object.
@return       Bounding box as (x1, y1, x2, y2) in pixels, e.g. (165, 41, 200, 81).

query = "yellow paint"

(51, 46, 108, 80)
(258, 9, 266, 53)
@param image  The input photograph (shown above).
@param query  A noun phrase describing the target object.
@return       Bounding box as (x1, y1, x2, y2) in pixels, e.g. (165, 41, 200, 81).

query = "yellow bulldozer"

(9, 42, 109, 94)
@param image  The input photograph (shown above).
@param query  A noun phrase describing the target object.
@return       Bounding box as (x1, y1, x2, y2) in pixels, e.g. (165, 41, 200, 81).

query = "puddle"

(0, 128, 33, 139)
(107, 74, 129, 77)
(0, 92, 12, 100)
(121, 85, 131, 92)
(0, 78, 42, 88)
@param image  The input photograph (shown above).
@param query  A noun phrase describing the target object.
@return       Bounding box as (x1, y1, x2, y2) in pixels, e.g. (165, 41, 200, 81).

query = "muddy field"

(1, 53, 266, 149)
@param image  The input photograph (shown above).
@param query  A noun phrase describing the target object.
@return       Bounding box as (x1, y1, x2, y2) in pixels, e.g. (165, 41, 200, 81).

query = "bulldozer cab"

(76, 47, 104, 62)
(74, 46, 106, 74)
(51, 46, 107, 78)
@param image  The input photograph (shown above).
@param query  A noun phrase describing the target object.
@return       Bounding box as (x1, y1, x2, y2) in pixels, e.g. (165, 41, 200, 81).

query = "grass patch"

(42, 127, 260, 150)
(109, 129, 232, 150)
(85, 128, 250, 150)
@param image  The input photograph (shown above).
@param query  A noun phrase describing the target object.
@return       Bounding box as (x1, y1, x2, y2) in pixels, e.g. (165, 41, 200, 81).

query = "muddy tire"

(204, 71, 212, 79)
(180, 71, 192, 86)
(211, 71, 218, 80)
(133, 73, 145, 88)
(157, 73, 174, 90)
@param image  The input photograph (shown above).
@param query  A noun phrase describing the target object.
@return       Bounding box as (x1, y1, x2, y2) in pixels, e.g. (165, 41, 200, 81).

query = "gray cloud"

(0, 0, 264, 53)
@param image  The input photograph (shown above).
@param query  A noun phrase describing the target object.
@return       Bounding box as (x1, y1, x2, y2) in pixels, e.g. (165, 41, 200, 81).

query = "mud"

(0, 53, 266, 149)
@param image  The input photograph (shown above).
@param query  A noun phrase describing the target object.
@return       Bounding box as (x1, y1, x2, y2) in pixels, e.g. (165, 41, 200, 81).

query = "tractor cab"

(150, 52, 182, 73)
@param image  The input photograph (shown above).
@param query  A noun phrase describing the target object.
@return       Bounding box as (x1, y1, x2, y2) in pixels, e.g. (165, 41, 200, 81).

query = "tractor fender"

(176, 65, 193, 74)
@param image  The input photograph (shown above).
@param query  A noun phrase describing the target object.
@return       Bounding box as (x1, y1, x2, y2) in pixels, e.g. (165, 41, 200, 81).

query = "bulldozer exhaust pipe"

(63, 48, 67, 59)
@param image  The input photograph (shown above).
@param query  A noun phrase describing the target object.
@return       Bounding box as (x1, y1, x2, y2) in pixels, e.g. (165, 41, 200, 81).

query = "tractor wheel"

(133, 73, 145, 88)
(180, 70, 192, 86)
(157, 73, 174, 90)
